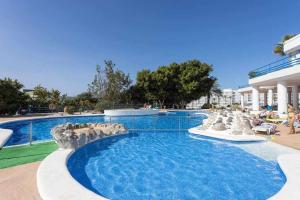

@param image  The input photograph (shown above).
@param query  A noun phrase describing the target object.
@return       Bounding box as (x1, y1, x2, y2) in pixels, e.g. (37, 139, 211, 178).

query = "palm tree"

(274, 34, 296, 56)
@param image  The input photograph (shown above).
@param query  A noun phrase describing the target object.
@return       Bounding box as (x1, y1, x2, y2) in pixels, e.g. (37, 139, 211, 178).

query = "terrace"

(239, 34, 300, 115)
(248, 56, 300, 79)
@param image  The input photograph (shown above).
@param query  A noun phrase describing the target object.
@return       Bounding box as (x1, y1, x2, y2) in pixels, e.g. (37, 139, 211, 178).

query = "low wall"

(104, 109, 159, 116)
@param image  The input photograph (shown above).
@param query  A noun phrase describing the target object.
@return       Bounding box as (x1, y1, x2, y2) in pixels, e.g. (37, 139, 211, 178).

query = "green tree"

(49, 89, 61, 111)
(135, 69, 154, 102)
(88, 60, 132, 107)
(75, 92, 97, 112)
(151, 66, 178, 108)
(274, 34, 296, 56)
(126, 85, 146, 105)
(88, 64, 107, 99)
(59, 93, 68, 107)
(104, 60, 132, 104)
(33, 85, 50, 107)
(0, 78, 29, 115)
(179, 60, 215, 107)
(134, 60, 216, 108)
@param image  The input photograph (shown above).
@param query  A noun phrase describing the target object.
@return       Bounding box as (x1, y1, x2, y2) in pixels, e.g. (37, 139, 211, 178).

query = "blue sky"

(0, 0, 300, 96)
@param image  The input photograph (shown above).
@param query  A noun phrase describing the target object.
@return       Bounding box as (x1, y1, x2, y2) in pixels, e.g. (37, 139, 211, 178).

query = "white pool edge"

(0, 128, 13, 148)
(38, 135, 300, 200)
(268, 154, 300, 200)
(104, 108, 160, 116)
(188, 127, 266, 142)
(37, 148, 107, 200)
(0, 113, 105, 126)
(29, 112, 299, 200)
(37, 133, 130, 200)
(188, 120, 300, 199)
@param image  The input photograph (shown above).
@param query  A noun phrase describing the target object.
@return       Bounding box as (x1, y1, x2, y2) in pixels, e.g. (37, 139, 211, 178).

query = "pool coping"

(0, 113, 105, 147)
(37, 148, 107, 200)
(188, 127, 266, 142)
(37, 133, 129, 200)
(0, 113, 105, 126)
(269, 154, 300, 200)
(104, 108, 160, 116)
(0, 128, 13, 148)
(37, 132, 300, 200)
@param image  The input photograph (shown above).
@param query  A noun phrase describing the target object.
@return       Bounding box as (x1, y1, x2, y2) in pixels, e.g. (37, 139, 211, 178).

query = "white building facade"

(238, 34, 300, 115)
(187, 88, 240, 109)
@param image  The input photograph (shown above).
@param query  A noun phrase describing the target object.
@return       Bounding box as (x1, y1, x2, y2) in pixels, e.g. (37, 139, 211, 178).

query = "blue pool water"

(1, 111, 286, 199)
(0, 111, 204, 146)
(67, 131, 285, 200)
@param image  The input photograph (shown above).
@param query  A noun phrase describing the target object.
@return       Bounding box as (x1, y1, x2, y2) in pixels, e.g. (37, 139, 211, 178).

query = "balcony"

(248, 57, 300, 79)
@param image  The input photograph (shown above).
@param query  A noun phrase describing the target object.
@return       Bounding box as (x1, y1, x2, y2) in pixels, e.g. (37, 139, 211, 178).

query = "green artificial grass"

(0, 141, 58, 169)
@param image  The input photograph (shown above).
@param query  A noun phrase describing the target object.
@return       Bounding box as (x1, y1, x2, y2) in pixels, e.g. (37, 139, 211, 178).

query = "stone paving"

(0, 162, 41, 200)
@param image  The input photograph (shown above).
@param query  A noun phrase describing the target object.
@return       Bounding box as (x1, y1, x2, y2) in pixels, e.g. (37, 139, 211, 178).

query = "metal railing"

(28, 122, 33, 145)
(249, 57, 300, 79)
(238, 85, 250, 89)
(2, 111, 208, 147)
(105, 114, 204, 132)
(16, 113, 206, 146)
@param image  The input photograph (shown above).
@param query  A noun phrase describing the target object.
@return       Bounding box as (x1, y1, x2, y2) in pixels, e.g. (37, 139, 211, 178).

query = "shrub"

(201, 103, 212, 109)
(64, 106, 75, 114)
(248, 71, 257, 79)
(95, 100, 112, 112)
(0, 78, 29, 115)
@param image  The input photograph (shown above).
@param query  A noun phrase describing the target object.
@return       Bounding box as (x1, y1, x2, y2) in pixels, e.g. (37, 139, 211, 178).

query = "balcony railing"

(238, 85, 250, 89)
(249, 57, 300, 79)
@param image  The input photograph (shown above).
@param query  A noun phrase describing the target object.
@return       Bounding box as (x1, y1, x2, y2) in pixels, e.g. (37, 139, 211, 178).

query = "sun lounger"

(252, 123, 277, 135)
(265, 118, 285, 124)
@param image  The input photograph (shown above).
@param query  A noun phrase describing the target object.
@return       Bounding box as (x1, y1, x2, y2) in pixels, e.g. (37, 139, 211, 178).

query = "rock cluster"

(199, 110, 255, 135)
(51, 123, 128, 149)
(212, 122, 227, 131)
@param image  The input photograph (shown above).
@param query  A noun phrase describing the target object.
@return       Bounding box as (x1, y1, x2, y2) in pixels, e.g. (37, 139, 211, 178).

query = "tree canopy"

(0, 78, 29, 115)
(1, 59, 218, 114)
(133, 60, 216, 108)
(88, 60, 132, 110)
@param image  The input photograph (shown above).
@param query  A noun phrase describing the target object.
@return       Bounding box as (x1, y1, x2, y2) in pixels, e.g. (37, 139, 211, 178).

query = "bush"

(0, 78, 29, 115)
(95, 100, 112, 112)
(201, 103, 212, 109)
(248, 71, 257, 79)
(64, 106, 75, 114)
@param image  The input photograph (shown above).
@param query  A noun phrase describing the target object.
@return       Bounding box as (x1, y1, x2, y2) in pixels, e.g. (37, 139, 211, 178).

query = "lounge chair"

(252, 123, 277, 135)
(265, 117, 286, 124)
(292, 120, 300, 128)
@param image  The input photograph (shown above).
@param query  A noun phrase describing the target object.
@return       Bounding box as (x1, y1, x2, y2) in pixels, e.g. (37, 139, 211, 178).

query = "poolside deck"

(0, 161, 41, 200)
(260, 124, 300, 150)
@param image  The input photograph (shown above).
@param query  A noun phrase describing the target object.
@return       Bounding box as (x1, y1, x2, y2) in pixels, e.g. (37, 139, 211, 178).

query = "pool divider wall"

(104, 109, 159, 116)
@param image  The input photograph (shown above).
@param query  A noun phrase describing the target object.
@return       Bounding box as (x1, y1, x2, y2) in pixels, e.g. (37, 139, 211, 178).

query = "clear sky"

(0, 0, 300, 96)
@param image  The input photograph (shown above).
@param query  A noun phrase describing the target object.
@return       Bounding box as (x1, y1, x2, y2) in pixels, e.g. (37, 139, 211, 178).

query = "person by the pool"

(288, 104, 295, 134)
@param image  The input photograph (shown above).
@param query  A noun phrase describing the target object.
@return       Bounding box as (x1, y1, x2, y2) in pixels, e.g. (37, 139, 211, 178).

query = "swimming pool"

(67, 130, 285, 200)
(0, 111, 204, 146)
